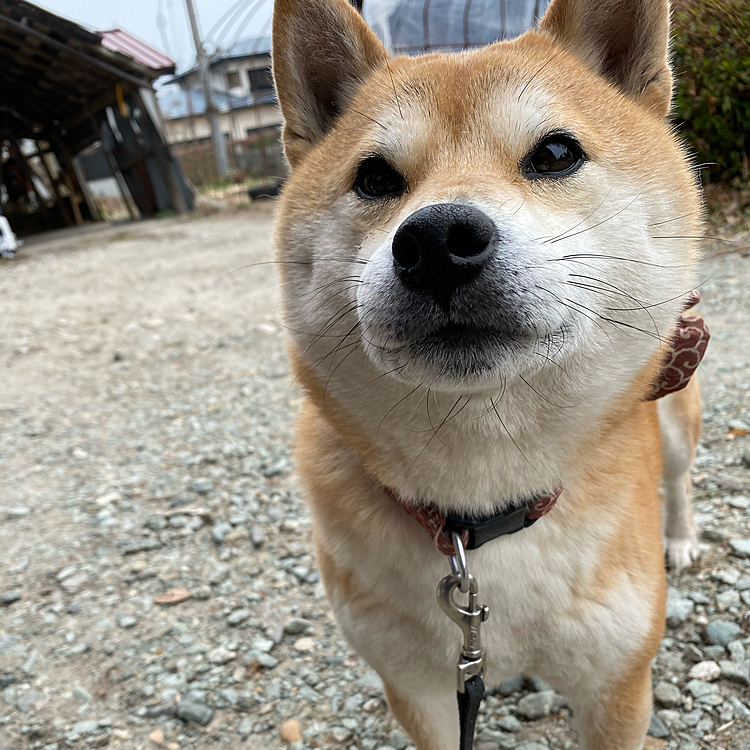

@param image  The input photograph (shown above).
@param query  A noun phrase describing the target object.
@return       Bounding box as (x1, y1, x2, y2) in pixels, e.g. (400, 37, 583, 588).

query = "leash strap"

(458, 675, 485, 750)
(437, 534, 490, 750)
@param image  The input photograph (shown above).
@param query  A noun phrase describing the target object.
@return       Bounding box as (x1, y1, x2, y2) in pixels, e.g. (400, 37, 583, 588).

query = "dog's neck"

(292, 348, 660, 515)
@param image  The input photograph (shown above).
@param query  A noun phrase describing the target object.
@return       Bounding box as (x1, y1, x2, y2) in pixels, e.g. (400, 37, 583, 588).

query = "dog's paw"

(664, 536, 700, 572)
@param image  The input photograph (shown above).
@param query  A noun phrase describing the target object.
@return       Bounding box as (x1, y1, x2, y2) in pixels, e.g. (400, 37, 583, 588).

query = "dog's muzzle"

(392, 203, 497, 314)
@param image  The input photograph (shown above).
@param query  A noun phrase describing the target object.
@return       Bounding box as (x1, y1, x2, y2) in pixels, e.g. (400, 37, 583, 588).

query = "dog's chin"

(364, 323, 567, 392)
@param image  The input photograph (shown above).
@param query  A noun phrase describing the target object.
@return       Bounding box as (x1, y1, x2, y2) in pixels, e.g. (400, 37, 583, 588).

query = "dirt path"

(1, 209, 749, 750)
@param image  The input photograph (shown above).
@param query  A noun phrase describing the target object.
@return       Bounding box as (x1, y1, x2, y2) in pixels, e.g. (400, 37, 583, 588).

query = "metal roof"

(99, 29, 176, 75)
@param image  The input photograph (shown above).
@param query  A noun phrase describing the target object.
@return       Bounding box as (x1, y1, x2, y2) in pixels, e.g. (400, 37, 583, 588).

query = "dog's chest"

(319, 507, 654, 696)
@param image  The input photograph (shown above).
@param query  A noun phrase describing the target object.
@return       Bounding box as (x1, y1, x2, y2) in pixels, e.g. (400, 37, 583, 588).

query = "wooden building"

(0, 0, 193, 236)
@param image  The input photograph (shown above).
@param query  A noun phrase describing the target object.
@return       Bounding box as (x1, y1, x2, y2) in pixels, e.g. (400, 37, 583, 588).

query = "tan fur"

(273, 0, 703, 747)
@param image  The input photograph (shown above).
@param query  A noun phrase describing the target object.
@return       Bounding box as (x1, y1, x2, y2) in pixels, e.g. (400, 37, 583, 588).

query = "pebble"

(280, 719, 302, 743)
(149, 728, 165, 744)
(293, 637, 316, 653)
(706, 620, 742, 647)
(117, 614, 137, 629)
(212, 522, 233, 543)
(728, 640, 746, 662)
(685, 679, 719, 698)
(284, 618, 313, 635)
(647, 713, 670, 739)
(250, 636, 273, 653)
(189, 478, 214, 494)
(238, 717, 253, 738)
(0, 590, 21, 605)
(711, 568, 741, 585)
(719, 660, 750, 685)
(176, 699, 214, 726)
(72, 720, 99, 735)
(226, 608, 251, 626)
(73, 685, 91, 703)
(120, 537, 161, 555)
(96, 491, 121, 506)
(207, 647, 237, 665)
(716, 589, 740, 609)
(495, 675, 523, 695)
(497, 715, 521, 732)
(665, 598, 694, 627)
(264, 460, 287, 478)
(516, 690, 563, 720)
(16, 690, 43, 712)
(729, 539, 750, 558)
(251, 526, 267, 547)
(389, 729, 408, 749)
(653, 681, 681, 707)
(688, 661, 721, 681)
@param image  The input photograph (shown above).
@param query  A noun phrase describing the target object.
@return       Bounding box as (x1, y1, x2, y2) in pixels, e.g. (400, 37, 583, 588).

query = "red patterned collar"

(384, 486, 560, 556)
(386, 292, 709, 556)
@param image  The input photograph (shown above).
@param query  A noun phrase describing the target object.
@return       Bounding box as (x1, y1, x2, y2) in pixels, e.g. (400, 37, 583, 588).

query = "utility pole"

(184, 0, 231, 179)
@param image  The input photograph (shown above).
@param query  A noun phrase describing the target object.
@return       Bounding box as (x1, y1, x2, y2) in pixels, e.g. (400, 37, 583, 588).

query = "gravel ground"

(1, 207, 749, 750)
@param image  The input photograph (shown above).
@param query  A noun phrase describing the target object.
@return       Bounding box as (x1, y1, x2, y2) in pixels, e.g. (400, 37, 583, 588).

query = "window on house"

(226, 71, 241, 89)
(248, 66, 273, 93)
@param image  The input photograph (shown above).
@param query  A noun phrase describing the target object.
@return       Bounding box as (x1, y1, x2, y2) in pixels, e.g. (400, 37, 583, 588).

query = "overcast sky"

(35, 0, 273, 72)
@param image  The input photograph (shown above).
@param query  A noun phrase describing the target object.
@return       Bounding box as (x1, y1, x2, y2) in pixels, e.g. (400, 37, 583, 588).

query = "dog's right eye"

(354, 157, 406, 200)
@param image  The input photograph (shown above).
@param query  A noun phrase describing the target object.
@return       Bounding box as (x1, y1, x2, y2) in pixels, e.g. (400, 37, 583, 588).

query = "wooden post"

(35, 143, 74, 225)
(89, 115, 138, 220)
(50, 136, 89, 225)
(133, 89, 189, 215)
(52, 137, 103, 223)
(70, 155, 103, 222)
(14, 140, 51, 223)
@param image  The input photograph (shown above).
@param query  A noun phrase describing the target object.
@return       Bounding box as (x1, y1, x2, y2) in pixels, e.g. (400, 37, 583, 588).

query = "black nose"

(392, 203, 496, 313)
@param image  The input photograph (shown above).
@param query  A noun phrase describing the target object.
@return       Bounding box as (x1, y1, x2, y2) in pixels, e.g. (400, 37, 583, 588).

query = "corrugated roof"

(99, 28, 175, 74)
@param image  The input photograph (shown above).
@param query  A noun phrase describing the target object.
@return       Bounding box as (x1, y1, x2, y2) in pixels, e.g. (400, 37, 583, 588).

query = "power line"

(207, 0, 255, 49)
(225, 0, 268, 51)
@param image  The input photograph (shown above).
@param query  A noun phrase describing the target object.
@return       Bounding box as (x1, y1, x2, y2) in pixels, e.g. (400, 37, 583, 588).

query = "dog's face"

(272, 0, 701, 490)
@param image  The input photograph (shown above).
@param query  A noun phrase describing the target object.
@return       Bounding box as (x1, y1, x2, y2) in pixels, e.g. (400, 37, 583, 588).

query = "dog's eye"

(524, 136, 585, 179)
(354, 157, 406, 200)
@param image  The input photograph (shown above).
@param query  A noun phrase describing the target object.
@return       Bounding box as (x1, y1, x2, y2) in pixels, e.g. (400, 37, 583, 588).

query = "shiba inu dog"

(271, 0, 705, 747)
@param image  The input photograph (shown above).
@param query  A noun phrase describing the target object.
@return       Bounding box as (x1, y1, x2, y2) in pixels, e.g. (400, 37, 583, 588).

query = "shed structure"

(0, 0, 193, 236)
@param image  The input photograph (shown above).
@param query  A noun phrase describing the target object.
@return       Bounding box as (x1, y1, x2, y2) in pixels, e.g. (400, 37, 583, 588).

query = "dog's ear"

(540, 0, 672, 116)
(272, 0, 389, 166)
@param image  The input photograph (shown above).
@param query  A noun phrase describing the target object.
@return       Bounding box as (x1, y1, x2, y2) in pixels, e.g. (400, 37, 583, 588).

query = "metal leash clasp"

(437, 532, 490, 693)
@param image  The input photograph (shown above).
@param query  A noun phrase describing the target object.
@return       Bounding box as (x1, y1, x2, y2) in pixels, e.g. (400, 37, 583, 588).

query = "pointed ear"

(540, 0, 672, 116)
(272, 0, 389, 166)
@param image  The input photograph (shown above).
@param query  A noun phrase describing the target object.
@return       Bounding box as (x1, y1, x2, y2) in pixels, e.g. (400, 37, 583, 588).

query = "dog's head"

(272, 0, 701, 497)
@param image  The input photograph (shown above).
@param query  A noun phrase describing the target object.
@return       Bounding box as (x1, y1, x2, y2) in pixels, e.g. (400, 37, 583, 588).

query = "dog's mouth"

(411, 323, 523, 354)
(376, 321, 565, 382)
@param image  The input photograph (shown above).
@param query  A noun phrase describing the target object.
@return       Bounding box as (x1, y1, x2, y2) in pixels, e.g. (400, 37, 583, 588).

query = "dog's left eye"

(524, 135, 585, 179)
(354, 157, 406, 200)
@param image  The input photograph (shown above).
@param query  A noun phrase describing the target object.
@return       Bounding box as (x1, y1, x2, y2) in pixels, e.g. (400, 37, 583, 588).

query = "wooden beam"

(0, 13, 150, 88)
(133, 89, 189, 215)
(88, 116, 138, 221)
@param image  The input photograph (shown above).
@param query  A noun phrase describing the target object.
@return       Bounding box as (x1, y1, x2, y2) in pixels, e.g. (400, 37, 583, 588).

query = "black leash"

(458, 674, 485, 750)
(437, 532, 490, 750)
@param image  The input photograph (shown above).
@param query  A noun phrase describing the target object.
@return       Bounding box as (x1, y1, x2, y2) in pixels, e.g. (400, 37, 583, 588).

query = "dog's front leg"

(383, 681, 460, 750)
(569, 658, 653, 750)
